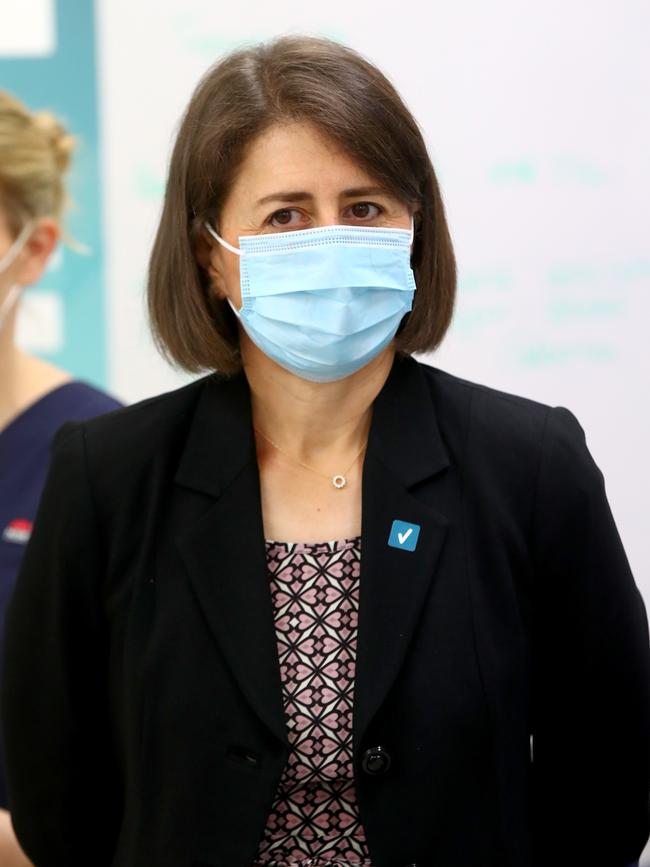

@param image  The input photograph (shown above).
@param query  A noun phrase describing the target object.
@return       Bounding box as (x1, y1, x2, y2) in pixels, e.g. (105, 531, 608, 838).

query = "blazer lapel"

(173, 371, 289, 746)
(354, 354, 451, 748)
(172, 354, 451, 751)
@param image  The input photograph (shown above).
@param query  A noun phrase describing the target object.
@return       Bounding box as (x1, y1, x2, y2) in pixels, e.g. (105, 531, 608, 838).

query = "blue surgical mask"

(204, 218, 416, 382)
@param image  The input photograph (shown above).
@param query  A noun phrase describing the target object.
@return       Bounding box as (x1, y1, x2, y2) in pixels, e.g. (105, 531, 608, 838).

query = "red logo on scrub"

(2, 518, 32, 544)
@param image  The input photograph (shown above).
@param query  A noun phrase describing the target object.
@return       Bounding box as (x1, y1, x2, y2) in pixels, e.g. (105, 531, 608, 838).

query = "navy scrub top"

(0, 380, 124, 809)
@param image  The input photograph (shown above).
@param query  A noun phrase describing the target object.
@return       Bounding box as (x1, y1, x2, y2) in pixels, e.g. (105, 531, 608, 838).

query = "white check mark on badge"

(397, 528, 413, 545)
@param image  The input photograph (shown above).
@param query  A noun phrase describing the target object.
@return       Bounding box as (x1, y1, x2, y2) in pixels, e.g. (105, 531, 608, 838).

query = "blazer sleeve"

(531, 406, 650, 866)
(0, 421, 122, 867)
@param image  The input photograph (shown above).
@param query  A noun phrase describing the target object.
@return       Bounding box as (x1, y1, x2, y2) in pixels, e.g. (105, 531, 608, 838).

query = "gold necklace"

(253, 426, 369, 489)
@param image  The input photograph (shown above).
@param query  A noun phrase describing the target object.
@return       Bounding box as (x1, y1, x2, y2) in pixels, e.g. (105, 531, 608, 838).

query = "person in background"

(0, 90, 123, 866)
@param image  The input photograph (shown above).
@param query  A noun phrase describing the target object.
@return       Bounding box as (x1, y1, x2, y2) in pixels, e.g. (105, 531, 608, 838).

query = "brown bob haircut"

(147, 34, 457, 376)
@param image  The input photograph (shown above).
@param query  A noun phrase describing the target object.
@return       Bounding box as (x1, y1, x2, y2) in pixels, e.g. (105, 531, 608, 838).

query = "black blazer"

(2, 354, 649, 867)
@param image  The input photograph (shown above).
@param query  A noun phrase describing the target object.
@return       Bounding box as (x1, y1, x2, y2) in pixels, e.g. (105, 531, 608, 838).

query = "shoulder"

(415, 356, 553, 439)
(412, 357, 593, 481)
(416, 357, 552, 418)
(50, 373, 214, 492)
(64, 375, 211, 451)
(52, 379, 125, 419)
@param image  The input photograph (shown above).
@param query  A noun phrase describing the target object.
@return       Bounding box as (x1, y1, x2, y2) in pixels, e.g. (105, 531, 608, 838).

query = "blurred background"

(2, 3, 649, 859)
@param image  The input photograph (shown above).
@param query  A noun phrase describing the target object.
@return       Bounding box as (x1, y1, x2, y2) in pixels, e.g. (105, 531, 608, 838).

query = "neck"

(0, 311, 27, 430)
(0, 307, 71, 432)
(243, 337, 396, 463)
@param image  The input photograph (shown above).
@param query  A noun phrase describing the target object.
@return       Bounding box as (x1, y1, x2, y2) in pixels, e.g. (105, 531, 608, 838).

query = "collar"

(174, 352, 450, 497)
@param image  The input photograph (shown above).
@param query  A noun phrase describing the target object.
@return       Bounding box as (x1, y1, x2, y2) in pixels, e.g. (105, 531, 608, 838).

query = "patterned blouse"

(252, 536, 373, 867)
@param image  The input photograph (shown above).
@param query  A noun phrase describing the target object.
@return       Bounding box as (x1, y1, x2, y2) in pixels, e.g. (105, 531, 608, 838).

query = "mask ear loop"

(0, 219, 34, 274)
(408, 213, 417, 259)
(204, 222, 245, 316)
(0, 220, 35, 333)
(204, 222, 242, 257)
(0, 284, 23, 332)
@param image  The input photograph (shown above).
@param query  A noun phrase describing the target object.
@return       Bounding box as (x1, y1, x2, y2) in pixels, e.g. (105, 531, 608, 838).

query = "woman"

(2, 36, 648, 867)
(0, 91, 123, 866)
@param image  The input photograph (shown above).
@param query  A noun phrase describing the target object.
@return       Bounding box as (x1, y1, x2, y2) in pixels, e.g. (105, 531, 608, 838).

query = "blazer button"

(226, 744, 261, 767)
(361, 745, 391, 775)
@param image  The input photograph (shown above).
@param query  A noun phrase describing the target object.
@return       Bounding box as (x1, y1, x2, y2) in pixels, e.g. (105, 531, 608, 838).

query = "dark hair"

(147, 34, 457, 375)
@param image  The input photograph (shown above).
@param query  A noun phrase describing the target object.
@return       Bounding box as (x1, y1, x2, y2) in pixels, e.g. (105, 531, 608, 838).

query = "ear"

(17, 218, 59, 287)
(409, 206, 422, 257)
(194, 230, 227, 299)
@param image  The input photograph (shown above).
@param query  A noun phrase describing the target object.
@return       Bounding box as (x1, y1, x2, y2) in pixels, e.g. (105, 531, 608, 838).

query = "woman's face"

(198, 120, 415, 312)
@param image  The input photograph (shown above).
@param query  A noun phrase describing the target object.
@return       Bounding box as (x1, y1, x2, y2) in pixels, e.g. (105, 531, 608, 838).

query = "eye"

(348, 202, 383, 220)
(267, 208, 303, 228)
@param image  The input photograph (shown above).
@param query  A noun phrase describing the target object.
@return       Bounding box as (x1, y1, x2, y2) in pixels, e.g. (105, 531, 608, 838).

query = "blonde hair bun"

(0, 90, 83, 249)
(32, 110, 76, 174)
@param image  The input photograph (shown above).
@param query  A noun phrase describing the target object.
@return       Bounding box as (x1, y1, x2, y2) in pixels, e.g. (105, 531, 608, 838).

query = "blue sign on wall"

(0, 0, 106, 386)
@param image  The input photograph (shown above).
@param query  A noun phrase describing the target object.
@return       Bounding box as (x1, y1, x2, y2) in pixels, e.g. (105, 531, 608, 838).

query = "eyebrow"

(255, 186, 392, 207)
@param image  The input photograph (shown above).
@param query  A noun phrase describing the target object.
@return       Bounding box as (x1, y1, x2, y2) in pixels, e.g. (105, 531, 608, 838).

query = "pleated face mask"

(204, 217, 417, 383)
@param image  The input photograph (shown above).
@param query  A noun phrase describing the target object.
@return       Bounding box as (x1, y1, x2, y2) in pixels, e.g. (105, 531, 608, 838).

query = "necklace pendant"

(332, 474, 347, 489)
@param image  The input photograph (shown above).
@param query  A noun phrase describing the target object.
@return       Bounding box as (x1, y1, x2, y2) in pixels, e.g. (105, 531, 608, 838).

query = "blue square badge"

(387, 519, 421, 552)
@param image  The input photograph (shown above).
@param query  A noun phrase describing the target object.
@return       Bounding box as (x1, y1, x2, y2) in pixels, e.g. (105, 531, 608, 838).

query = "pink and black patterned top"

(252, 536, 373, 867)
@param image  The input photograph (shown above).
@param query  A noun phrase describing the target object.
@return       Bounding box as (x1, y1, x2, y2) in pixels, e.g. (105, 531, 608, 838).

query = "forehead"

(228, 121, 381, 201)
